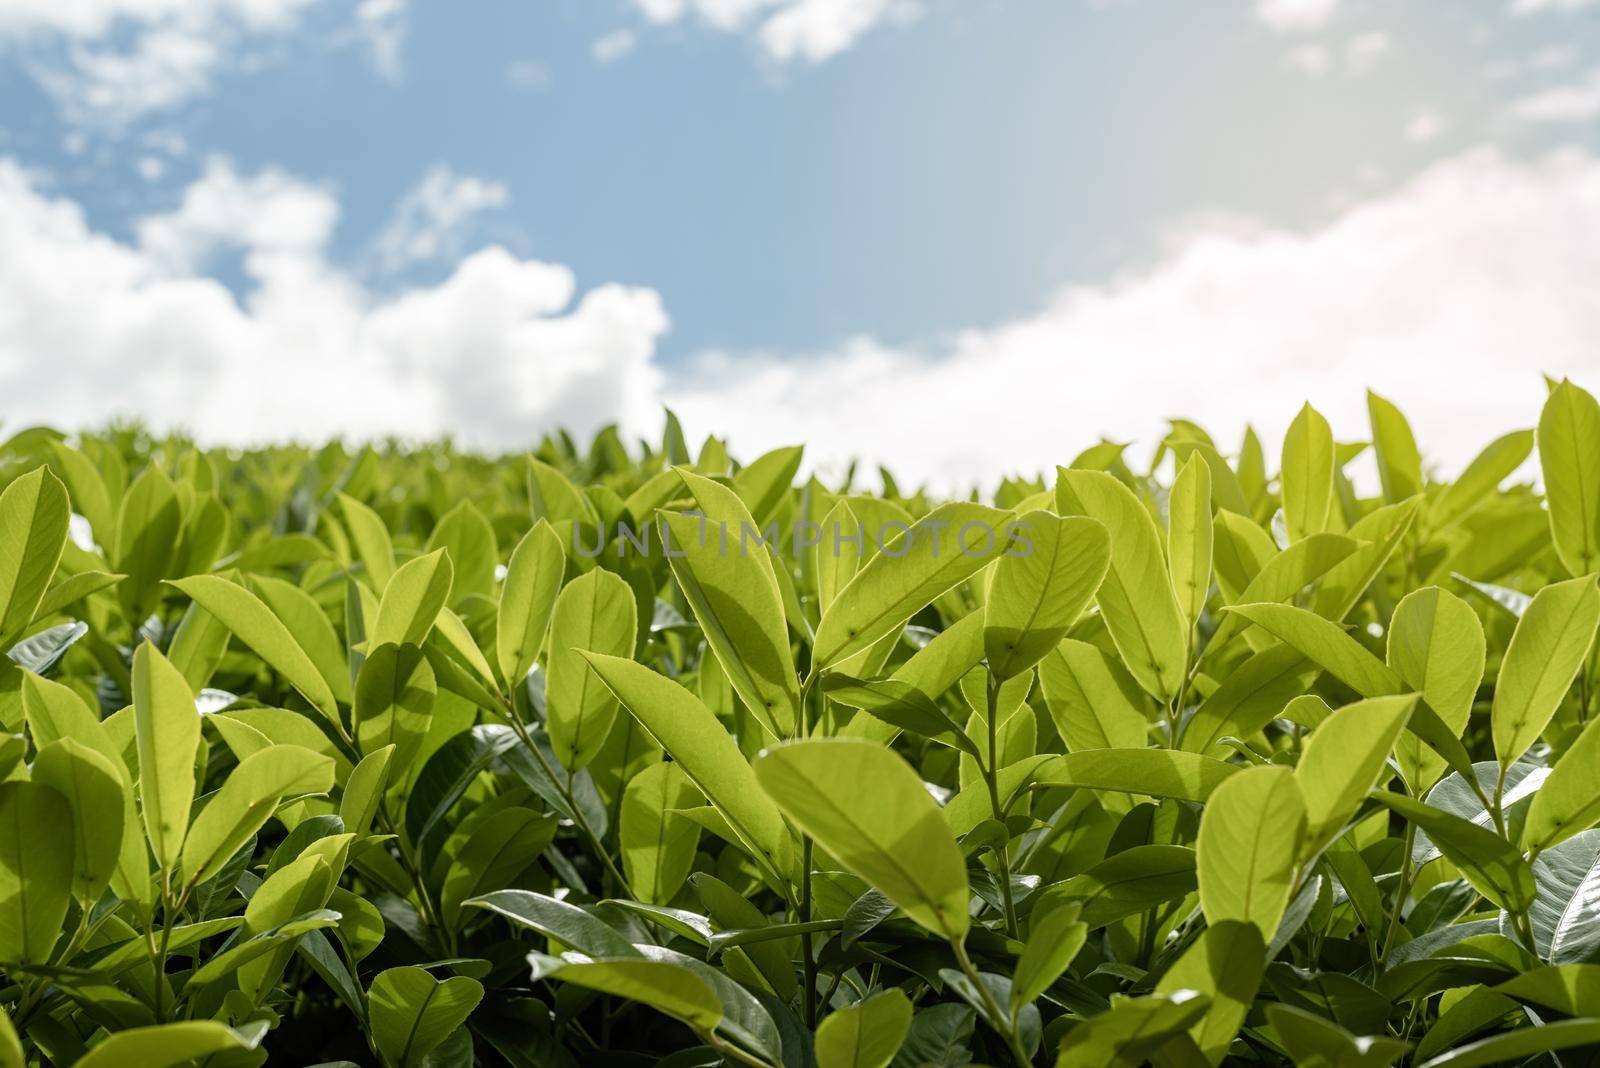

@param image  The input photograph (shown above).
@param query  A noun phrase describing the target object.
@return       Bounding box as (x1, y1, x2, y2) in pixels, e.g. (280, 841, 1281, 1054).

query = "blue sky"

(1, 0, 1599, 485)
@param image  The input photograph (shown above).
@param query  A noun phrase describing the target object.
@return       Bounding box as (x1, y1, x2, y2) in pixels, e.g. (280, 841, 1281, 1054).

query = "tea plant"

(1, 382, 1599, 1066)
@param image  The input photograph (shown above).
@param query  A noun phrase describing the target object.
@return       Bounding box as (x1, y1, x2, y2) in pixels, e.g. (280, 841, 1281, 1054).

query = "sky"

(1, 0, 1598, 488)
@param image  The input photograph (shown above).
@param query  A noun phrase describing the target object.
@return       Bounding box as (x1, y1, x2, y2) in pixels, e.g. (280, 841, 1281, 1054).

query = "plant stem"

(702, 1030, 779, 1068)
(377, 805, 441, 931)
(798, 668, 820, 1030)
(800, 836, 818, 1030)
(951, 937, 1031, 1067)
(502, 704, 632, 897)
(1378, 819, 1416, 965)
(984, 673, 1020, 939)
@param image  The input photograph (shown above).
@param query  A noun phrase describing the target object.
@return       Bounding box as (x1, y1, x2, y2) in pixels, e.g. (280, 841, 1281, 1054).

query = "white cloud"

(1509, 67, 1600, 122)
(356, 0, 405, 78)
(1509, 0, 1598, 13)
(134, 157, 339, 275)
(506, 59, 550, 90)
(1254, 0, 1338, 33)
(1404, 110, 1445, 143)
(1530, 45, 1578, 71)
(0, 0, 387, 126)
(0, 157, 668, 447)
(6, 148, 1600, 490)
(592, 29, 638, 62)
(758, 0, 918, 62)
(665, 149, 1600, 489)
(625, 0, 917, 62)
(1286, 44, 1331, 76)
(1290, 32, 1388, 77)
(371, 164, 510, 272)
(1344, 31, 1389, 73)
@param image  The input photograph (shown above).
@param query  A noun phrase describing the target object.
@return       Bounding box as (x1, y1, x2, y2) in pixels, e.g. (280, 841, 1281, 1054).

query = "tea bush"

(1, 382, 1600, 1067)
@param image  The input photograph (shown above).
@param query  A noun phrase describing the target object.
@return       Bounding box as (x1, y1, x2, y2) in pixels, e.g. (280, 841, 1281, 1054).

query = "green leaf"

(548, 569, 638, 771)
(1526, 712, 1600, 851)
(1197, 765, 1306, 937)
(1206, 533, 1359, 652)
(731, 444, 803, 524)
(527, 954, 721, 1032)
(182, 744, 334, 886)
(815, 989, 913, 1068)
(426, 501, 498, 601)
(1181, 645, 1319, 755)
(1281, 402, 1334, 543)
(1415, 1017, 1600, 1068)
(75, 1022, 268, 1068)
(251, 574, 354, 707)
(0, 466, 69, 638)
(814, 501, 1016, 670)
(1294, 694, 1417, 858)
(19, 674, 147, 907)
(1388, 587, 1486, 791)
(583, 653, 793, 885)
(30, 738, 124, 908)
(527, 455, 597, 525)
(621, 760, 703, 906)
(0, 1004, 20, 1068)
(1527, 830, 1600, 963)
(835, 611, 986, 747)
(466, 888, 639, 956)
(339, 493, 397, 590)
(32, 569, 124, 621)
(132, 641, 200, 872)
(754, 738, 969, 940)
(1496, 964, 1600, 1016)
(355, 642, 436, 772)
(1055, 844, 1196, 928)
(1167, 453, 1214, 629)
(440, 807, 557, 929)
(236, 853, 338, 1000)
(1538, 378, 1600, 576)
(1155, 920, 1267, 1065)
(495, 519, 564, 686)
(1266, 1004, 1407, 1068)
(1432, 429, 1534, 531)
(1371, 793, 1536, 912)
(1223, 602, 1400, 697)
(340, 743, 396, 837)
(1368, 390, 1423, 504)
(113, 464, 182, 624)
(661, 469, 801, 737)
(371, 548, 455, 648)
(1011, 903, 1086, 1013)
(167, 574, 341, 724)
(1036, 748, 1239, 802)
(1037, 639, 1149, 752)
(983, 510, 1111, 680)
(1055, 469, 1188, 700)
(1310, 497, 1420, 622)
(368, 966, 485, 1068)
(0, 780, 74, 963)
(1054, 991, 1211, 1068)
(1490, 574, 1600, 768)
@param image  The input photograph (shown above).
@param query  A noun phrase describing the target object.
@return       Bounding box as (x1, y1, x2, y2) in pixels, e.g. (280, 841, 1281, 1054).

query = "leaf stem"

(951, 937, 1031, 1067)
(1378, 818, 1415, 965)
(797, 668, 820, 1030)
(984, 673, 1020, 939)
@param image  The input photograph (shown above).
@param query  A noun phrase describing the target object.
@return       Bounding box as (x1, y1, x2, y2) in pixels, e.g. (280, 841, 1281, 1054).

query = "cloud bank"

(0, 157, 668, 446)
(629, 0, 920, 63)
(3, 148, 1598, 491)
